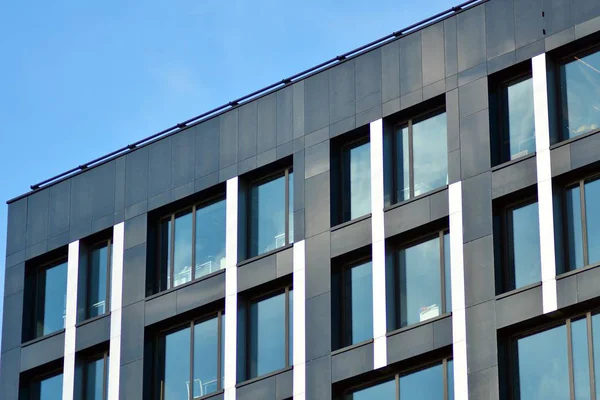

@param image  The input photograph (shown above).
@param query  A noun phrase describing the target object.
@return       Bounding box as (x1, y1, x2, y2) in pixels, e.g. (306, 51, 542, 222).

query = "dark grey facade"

(3, 0, 600, 399)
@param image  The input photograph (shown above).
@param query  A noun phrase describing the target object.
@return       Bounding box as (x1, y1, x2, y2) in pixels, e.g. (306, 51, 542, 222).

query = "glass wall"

(36, 260, 68, 337)
(160, 313, 224, 399)
(389, 231, 451, 329)
(87, 241, 111, 319)
(564, 177, 600, 272)
(394, 111, 448, 203)
(343, 140, 371, 221)
(560, 48, 600, 140)
(504, 76, 536, 161)
(248, 288, 293, 378)
(83, 354, 109, 400)
(38, 373, 63, 400)
(343, 359, 453, 400)
(249, 169, 294, 258)
(160, 198, 226, 290)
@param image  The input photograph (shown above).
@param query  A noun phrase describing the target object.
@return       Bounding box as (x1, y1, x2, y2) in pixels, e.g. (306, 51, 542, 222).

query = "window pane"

(572, 318, 591, 400)
(160, 219, 172, 289)
(592, 314, 600, 399)
(413, 113, 448, 197)
(193, 317, 219, 397)
(195, 200, 226, 279)
(250, 175, 286, 257)
(163, 327, 191, 400)
(517, 324, 569, 400)
(249, 292, 286, 377)
(88, 244, 109, 318)
(221, 314, 226, 390)
(396, 126, 410, 202)
(510, 202, 541, 289)
(585, 179, 600, 265)
(399, 363, 444, 399)
(40, 261, 68, 336)
(566, 186, 584, 270)
(447, 359, 454, 400)
(289, 172, 294, 244)
(40, 373, 63, 400)
(344, 261, 373, 345)
(345, 379, 396, 399)
(561, 50, 600, 139)
(348, 142, 371, 219)
(84, 358, 105, 400)
(289, 290, 293, 365)
(399, 237, 442, 327)
(173, 212, 193, 287)
(444, 233, 451, 312)
(507, 77, 536, 159)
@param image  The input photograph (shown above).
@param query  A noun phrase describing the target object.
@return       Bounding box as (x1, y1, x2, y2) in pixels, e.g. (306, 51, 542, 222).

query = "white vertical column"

(369, 119, 388, 369)
(532, 53, 558, 314)
(62, 240, 80, 400)
(107, 222, 124, 400)
(224, 177, 239, 400)
(293, 240, 306, 400)
(449, 182, 468, 400)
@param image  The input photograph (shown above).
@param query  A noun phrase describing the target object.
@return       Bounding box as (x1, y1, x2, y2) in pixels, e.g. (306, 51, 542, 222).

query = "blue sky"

(0, 0, 458, 338)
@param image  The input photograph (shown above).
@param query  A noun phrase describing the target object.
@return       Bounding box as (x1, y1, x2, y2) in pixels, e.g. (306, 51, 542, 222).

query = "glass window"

(560, 49, 600, 139)
(35, 260, 68, 337)
(343, 358, 453, 400)
(159, 313, 224, 399)
(564, 177, 600, 272)
(83, 353, 109, 400)
(342, 140, 371, 221)
(496, 200, 541, 292)
(87, 241, 111, 319)
(513, 313, 600, 400)
(248, 288, 293, 378)
(334, 260, 373, 349)
(390, 232, 451, 329)
(249, 169, 294, 258)
(393, 111, 448, 203)
(160, 198, 226, 290)
(37, 373, 63, 400)
(503, 76, 536, 161)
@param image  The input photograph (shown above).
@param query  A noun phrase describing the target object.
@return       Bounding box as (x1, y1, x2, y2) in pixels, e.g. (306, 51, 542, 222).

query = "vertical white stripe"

(62, 241, 80, 400)
(532, 53, 558, 314)
(449, 182, 468, 400)
(224, 177, 239, 400)
(293, 240, 306, 399)
(369, 119, 388, 369)
(108, 222, 124, 400)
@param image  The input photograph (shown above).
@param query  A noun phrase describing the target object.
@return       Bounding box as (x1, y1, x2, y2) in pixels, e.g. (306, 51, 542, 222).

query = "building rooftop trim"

(8, 0, 485, 205)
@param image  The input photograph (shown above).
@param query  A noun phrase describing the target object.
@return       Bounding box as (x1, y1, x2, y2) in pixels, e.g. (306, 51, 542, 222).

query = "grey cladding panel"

(305, 72, 330, 134)
(463, 235, 495, 307)
(238, 101, 258, 162)
(330, 217, 372, 258)
(495, 285, 543, 328)
(460, 109, 491, 180)
(237, 376, 276, 400)
(399, 32, 423, 96)
(329, 60, 356, 124)
(171, 127, 195, 189)
(219, 109, 238, 169)
(125, 147, 149, 207)
(90, 161, 116, 221)
(120, 301, 145, 365)
(355, 49, 382, 114)
(48, 180, 71, 238)
(387, 323, 434, 364)
(544, 0, 573, 36)
(305, 292, 331, 361)
(491, 157, 537, 199)
(195, 117, 220, 179)
(148, 138, 172, 198)
(462, 172, 493, 243)
(70, 169, 94, 226)
(422, 23, 445, 86)
(514, 0, 544, 48)
(381, 41, 400, 103)
(258, 93, 277, 154)
(26, 190, 49, 247)
(20, 333, 64, 372)
(277, 86, 294, 145)
(457, 5, 486, 72)
(444, 17, 459, 77)
(331, 342, 373, 383)
(573, 0, 600, 25)
(304, 171, 330, 238)
(305, 231, 330, 300)
(466, 300, 497, 373)
(486, 0, 516, 60)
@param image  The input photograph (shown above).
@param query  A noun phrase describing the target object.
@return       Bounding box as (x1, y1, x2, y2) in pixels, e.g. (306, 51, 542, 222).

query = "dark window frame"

(495, 196, 539, 293)
(339, 136, 371, 224)
(390, 107, 447, 204)
(244, 284, 293, 380)
(389, 229, 450, 330)
(156, 310, 225, 400)
(340, 356, 454, 400)
(556, 43, 600, 142)
(82, 350, 109, 400)
(85, 238, 112, 320)
(247, 166, 294, 259)
(334, 255, 372, 349)
(33, 256, 68, 339)
(156, 194, 226, 291)
(22, 368, 64, 400)
(506, 310, 600, 400)
(560, 173, 600, 273)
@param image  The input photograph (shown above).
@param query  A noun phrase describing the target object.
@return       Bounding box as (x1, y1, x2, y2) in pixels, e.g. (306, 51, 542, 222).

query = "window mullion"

(191, 206, 196, 282)
(581, 181, 590, 267)
(190, 322, 194, 400)
(285, 169, 290, 246)
(285, 287, 290, 367)
(408, 120, 414, 199)
(396, 373, 400, 400)
(102, 353, 108, 400)
(443, 358, 448, 400)
(106, 239, 112, 315)
(439, 231, 446, 314)
(170, 215, 175, 289)
(589, 313, 597, 400)
(568, 319, 576, 400)
(217, 311, 223, 391)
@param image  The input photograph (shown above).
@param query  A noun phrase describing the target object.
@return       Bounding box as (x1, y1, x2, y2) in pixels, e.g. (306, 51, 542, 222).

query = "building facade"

(2, 0, 600, 398)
